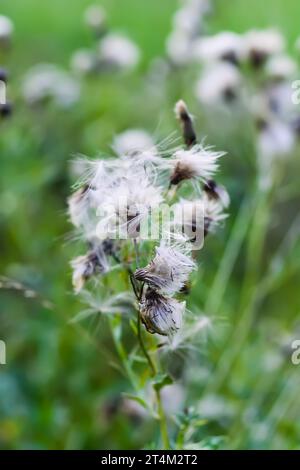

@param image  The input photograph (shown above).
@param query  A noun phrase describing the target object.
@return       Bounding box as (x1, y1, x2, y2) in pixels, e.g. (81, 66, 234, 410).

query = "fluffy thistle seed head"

(196, 62, 242, 105)
(22, 64, 80, 108)
(71, 49, 96, 75)
(170, 144, 224, 185)
(98, 33, 140, 70)
(71, 245, 109, 293)
(113, 129, 155, 156)
(265, 55, 297, 81)
(203, 193, 228, 235)
(134, 243, 196, 296)
(84, 4, 107, 34)
(203, 179, 230, 208)
(0, 15, 14, 43)
(244, 29, 285, 67)
(193, 32, 244, 65)
(139, 289, 185, 336)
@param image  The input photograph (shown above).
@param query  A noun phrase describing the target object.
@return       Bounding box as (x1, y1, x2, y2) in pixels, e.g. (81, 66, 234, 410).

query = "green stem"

(155, 388, 171, 450)
(137, 312, 156, 376)
(136, 310, 171, 449)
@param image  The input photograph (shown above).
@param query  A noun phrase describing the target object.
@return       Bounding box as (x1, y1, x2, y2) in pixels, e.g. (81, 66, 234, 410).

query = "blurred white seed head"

(195, 62, 242, 105)
(166, 30, 193, 66)
(0, 15, 14, 43)
(257, 118, 295, 161)
(84, 4, 107, 32)
(71, 49, 96, 75)
(244, 29, 285, 67)
(193, 32, 244, 64)
(140, 288, 185, 336)
(22, 64, 80, 108)
(98, 33, 140, 70)
(265, 54, 297, 81)
(113, 129, 155, 156)
(135, 242, 196, 296)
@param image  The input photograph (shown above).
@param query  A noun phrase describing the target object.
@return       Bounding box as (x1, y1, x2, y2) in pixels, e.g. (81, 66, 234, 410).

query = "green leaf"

(69, 309, 100, 324)
(122, 393, 148, 410)
(153, 374, 173, 392)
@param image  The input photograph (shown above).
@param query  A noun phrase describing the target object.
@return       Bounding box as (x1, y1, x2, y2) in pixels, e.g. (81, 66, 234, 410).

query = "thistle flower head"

(113, 129, 155, 156)
(202, 192, 228, 235)
(195, 62, 242, 105)
(71, 244, 110, 293)
(173, 0, 208, 36)
(67, 185, 97, 234)
(0, 15, 14, 43)
(203, 179, 230, 208)
(257, 118, 295, 160)
(193, 32, 244, 65)
(166, 31, 193, 66)
(244, 29, 285, 67)
(171, 199, 205, 246)
(71, 49, 96, 75)
(134, 242, 196, 296)
(170, 144, 224, 185)
(84, 4, 107, 33)
(98, 33, 140, 70)
(265, 54, 297, 81)
(97, 165, 163, 239)
(139, 288, 185, 336)
(22, 64, 80, 108)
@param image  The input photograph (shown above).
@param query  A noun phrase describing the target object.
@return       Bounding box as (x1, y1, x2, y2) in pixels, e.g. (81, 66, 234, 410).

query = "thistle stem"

(137, 311, 156, 376)
(136, 310, 171, 449)
(155, 388, 171, 450)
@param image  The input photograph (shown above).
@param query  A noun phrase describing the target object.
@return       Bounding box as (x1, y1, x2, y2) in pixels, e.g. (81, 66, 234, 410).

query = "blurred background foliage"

(0, 0, 300, 450)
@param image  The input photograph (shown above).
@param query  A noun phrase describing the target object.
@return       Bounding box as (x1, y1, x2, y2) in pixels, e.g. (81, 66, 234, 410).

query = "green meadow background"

(0, 0, 300, 449)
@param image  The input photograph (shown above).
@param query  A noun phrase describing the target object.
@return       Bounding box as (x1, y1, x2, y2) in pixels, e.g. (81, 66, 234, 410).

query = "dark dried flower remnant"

(139, 288, 185, 336)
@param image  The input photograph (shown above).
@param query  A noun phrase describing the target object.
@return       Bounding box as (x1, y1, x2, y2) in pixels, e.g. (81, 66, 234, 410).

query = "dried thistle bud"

(175, 99, 197, 148)
(203, 179, 230, 208)
(71, 246, 109, 293)
(170, 145, 224, 186)
(139, 288, 185, 336)
(134, 244, 196, 296)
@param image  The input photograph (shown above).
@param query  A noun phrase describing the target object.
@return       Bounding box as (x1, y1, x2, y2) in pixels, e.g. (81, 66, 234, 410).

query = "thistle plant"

(67, 100, 228, 449)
